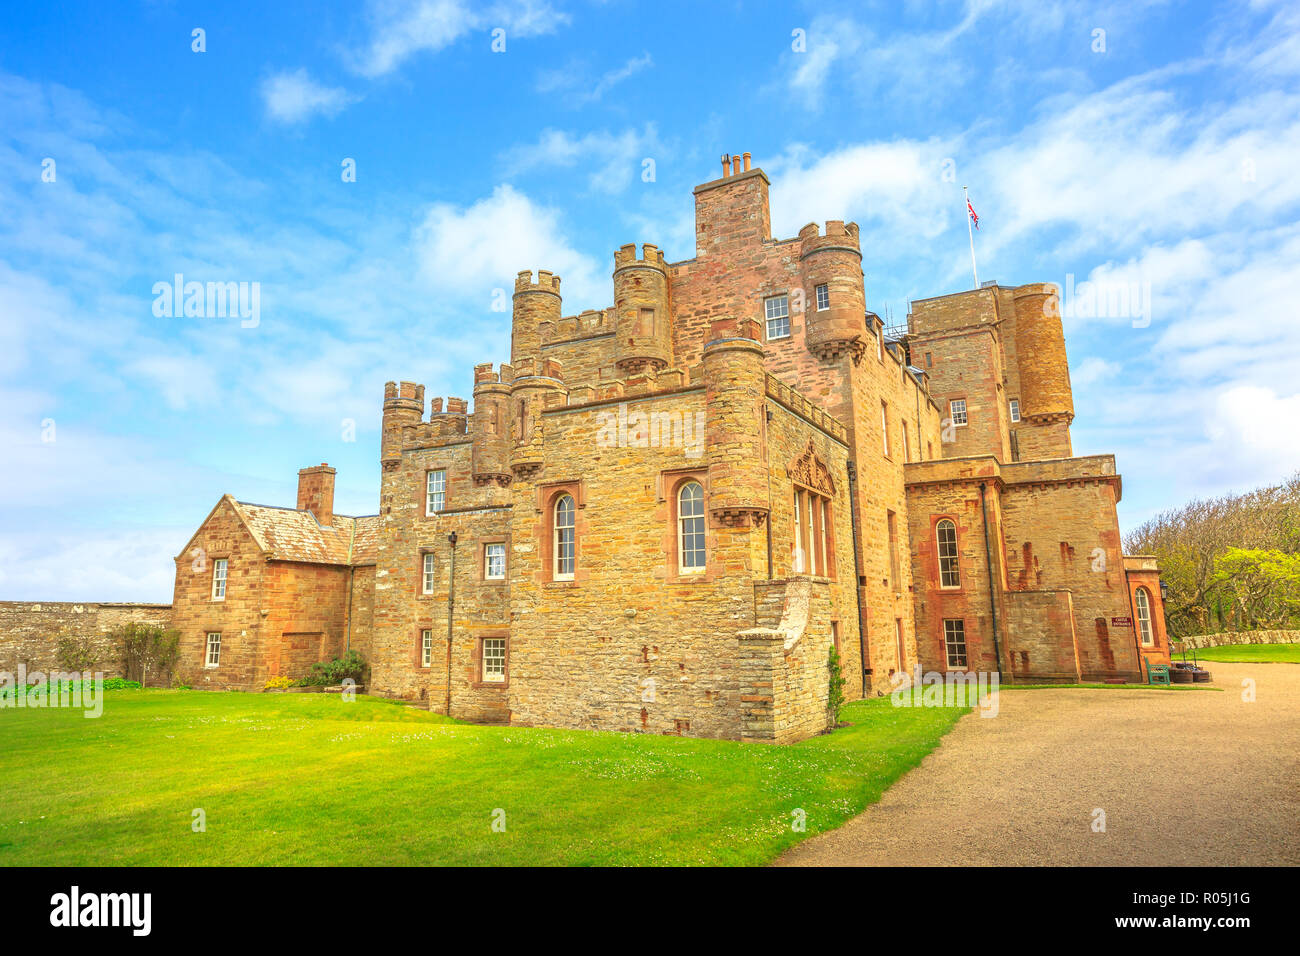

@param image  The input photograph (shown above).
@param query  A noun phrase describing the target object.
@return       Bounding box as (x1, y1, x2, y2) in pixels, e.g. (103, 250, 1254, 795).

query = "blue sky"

(2, 0, 1298, 600)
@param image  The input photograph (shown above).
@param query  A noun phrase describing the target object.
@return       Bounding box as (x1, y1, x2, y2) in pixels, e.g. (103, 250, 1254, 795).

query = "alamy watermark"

(889, 666, 1000, 717)
(1, 667, 104, 718)
(594, 402, 705, 459)
(1056, 273, 1151, 328)
(152, 273, 260, 328)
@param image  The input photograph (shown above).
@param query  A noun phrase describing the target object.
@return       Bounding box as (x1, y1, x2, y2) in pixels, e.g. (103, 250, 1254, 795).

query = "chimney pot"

(743, 151, 751, 171)
(732, 155, 741, 176)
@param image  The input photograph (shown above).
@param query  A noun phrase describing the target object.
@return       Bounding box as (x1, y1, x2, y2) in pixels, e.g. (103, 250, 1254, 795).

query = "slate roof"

(231, 500, 380, 567)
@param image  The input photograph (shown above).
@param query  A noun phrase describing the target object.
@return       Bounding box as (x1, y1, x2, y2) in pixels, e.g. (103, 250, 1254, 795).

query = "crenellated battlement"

(613, 242, 667, 272)
(514, 269, 562, 295)
(798, 220, 861, 257)
(542, 309, 612, 344)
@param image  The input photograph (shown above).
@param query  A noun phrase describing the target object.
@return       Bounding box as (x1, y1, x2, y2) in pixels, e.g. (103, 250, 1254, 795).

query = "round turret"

(1013, 283, 1074, 424)
(512, 270, 562, 366)
(799, 221, 866, 362)
(702, 316, 768, 527)
(612, 243, 672, 375)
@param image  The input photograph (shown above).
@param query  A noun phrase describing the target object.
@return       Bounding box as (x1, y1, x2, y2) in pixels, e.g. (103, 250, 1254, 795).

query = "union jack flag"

(967, 197, 979, 230)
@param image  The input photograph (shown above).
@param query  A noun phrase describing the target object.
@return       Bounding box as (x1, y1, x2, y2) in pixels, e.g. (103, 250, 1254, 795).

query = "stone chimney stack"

(297, 463, 336, 527)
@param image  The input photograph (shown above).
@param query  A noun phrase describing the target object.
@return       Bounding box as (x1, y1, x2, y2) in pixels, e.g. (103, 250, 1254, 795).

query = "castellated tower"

(702, 316, 769, 527)
(511, 269, 562, 366)
(471, 363, 512, 486)
(613, 243, 673, 374)
(798, 220, 867, 362)
(381, 380, 424, 465)
(508, 356, 566, 480)
(1012, 282, 1074, 459)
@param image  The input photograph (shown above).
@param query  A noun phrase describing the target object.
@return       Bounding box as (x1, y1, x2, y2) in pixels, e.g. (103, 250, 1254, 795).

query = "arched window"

(677, 481, 705, 573)
(1135, 587, 1153, 646)
(554, 493, 575, 580)
(937, 519, 960, 588)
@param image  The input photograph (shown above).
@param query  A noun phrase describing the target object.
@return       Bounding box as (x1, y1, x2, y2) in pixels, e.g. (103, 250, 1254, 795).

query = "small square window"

(482, 637, 506, 683)
(764, 295, 790, 339)
(950, 399, 968, 427)
(815, 284, 830, 311)
(205, 632, 222, 668)
(1009, 398, 1021, 423)
(426, 470, 446, 515)
(211, 558, 228, 601)
(485, 543, 506, 580)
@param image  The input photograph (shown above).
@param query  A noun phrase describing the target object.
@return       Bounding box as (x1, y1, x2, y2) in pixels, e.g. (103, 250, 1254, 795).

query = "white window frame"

(944, 619, 967, 668)
(425, 469, 446, 515)
(950, 398, 968, 427)
(1009, 398, 1021, 423)
(422, 552, 436, 595)
(764, 295, 790, 340)
(877, 327, 884, 362)
(485, 542, 506, 580)
(902, 420, 911, 462)
(677, 481, 706, 574)
(554, 494, 575, 581)
(814, 284, 830, 311)
(1136, 588, 1154, 647)
(482, 637, 506, 683)
(205, 632, 221, 668)
(881, 402, 890, 457)
(793, 492, 804, 573)
(421, 628, 433, 667)
(211, 558, 227, 601)
(937, 519, 961, 589)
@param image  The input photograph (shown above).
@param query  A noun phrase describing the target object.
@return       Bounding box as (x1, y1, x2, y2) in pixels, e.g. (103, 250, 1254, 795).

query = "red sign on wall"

(1111, 616, 1133, 627)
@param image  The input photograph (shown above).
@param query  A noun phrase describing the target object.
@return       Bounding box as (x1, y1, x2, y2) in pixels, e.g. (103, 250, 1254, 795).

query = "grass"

(0, 689, 968, 866)
(1175, 643, 1300, 663)
(1000, 682, 1219, 691)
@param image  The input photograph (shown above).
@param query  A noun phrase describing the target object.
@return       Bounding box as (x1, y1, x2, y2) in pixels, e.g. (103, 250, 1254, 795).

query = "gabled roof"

(231, 501, 380, 567)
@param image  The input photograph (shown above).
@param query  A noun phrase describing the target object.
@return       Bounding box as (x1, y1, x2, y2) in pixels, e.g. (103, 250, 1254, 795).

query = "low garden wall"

(1173, 629, 1300, 649)
(0, 601, 173, 678)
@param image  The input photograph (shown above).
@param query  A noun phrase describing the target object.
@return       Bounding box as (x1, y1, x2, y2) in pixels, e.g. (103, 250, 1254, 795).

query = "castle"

(171, 154, 1171, 742)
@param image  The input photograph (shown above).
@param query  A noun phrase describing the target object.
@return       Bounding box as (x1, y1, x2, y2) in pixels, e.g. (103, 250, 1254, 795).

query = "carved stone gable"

(787, 440, 835, 495)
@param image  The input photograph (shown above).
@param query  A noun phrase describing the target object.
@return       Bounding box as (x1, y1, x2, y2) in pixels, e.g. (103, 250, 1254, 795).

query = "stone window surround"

(420, 466, 450, 516)
(471, 631, 510, 689)
(657, 467, 713, 583)
(792, 484, 837, 580)
(479, 535, 510, 585)
(204, 550, 231, 602)
(413, 624, 436, 669)
(933, 515, 963, 591)
(533, 479, 588, 586)
(417, 547, 438, 599)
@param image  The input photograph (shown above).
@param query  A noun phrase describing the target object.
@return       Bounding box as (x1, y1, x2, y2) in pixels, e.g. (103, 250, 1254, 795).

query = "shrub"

(54, 631, 101, 673)
(264, 676, 294, 690)
(116, 623, 181, 686)
(827, 642, 847, 727)
(304, 650, 367, 686)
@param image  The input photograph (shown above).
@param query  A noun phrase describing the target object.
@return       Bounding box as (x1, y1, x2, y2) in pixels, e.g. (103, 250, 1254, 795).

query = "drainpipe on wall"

(978, 481, 1004, 678)
(446, 530, 457, 716)
(345, 566, 355, 655)
(846, 461, 870, 691)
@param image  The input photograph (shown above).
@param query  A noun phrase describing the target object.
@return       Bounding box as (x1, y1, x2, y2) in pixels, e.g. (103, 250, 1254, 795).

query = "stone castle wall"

(0, 601, 173, 679)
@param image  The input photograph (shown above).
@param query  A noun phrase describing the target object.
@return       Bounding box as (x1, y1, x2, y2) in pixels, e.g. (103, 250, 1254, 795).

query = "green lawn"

(1176, 643, 1300, 663)
(0, 689, 968, 866)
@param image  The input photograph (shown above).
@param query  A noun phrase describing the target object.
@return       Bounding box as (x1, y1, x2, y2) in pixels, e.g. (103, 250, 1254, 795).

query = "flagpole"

(963, 185, 978, 289)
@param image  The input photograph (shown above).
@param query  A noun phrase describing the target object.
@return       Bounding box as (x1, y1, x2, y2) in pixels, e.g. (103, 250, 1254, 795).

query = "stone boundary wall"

(0, 601, 174, 678)
(1174, 629, 1300, 649)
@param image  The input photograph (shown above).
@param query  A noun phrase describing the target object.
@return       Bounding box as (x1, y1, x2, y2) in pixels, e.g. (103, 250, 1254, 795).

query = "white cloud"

(1206, 385, 1300, 479)
(412, 184, 603, 308)
(351, 0, 568, 78)
(501, 124, 665, 193)
(261, 69, 357, 124)
(537, 52, 653, 105)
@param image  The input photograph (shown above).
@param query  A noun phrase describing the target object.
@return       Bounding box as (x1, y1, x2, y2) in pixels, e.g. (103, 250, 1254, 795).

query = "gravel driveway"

(776, 662, 1300, 866)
